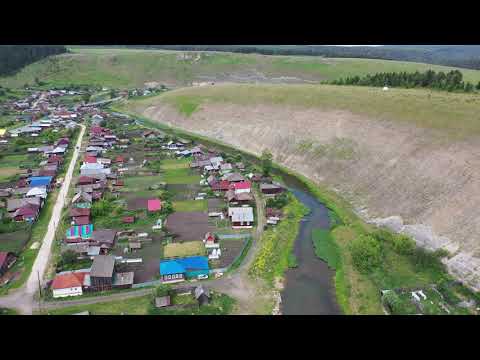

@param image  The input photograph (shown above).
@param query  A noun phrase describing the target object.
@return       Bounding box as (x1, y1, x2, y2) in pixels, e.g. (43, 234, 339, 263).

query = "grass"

(163, 168, 201, 184)
(130, 84, 480, 139)
(149, 292, 236, 315)
(0, 307, 18, 315)
(0, 230, 31, 253)
(161, 158, 191, 170)
(312, 229, 340, 270)
(0, 167, 20, 181)
(163, 241, 206, 258)
(172, 199, 207, 212)
(42, 295, 153, 315)
(2, 47, 480, 89)
(122, 174, 164, 191)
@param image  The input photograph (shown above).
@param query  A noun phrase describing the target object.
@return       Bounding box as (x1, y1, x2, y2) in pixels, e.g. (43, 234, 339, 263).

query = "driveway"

(0, 124, 86, 314)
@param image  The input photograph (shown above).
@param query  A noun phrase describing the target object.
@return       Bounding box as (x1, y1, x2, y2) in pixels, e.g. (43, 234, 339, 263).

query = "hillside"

(2, 47, 480, 89)
(121, 84, 480, 291)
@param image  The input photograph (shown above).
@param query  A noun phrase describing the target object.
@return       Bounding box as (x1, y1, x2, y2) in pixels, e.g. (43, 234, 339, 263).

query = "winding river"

(279, 174, 341, 315)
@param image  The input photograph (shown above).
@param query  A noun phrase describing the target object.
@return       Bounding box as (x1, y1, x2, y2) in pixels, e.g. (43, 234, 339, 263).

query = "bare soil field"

(128, 86, 480, 291)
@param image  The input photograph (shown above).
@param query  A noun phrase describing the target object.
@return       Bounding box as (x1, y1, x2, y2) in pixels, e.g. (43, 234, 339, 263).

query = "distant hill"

(90, 45, 480, 70)
(0, 45, 67, 77)
(3, 47, 480, 89)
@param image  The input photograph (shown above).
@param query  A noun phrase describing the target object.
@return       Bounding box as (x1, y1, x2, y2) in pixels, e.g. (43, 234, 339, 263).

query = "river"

(279, 174, 342, 315)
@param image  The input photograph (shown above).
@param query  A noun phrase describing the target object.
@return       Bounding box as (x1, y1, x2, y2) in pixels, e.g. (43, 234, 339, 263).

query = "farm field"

(2, 47, 480, 89)
(172, 199, 207, 212)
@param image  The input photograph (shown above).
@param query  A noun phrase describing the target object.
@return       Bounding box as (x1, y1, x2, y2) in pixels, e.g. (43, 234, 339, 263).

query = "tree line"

(0, 45, 67, 76)
(98, 45, 480, 70)
(327, 70, 480, 92)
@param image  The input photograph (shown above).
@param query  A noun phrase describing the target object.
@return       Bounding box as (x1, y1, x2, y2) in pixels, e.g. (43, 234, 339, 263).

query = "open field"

(2, 47, 480, 89)
(161, 158, 190, 170)
(0, 167, 20, 181)
(163, 168, 201, 184)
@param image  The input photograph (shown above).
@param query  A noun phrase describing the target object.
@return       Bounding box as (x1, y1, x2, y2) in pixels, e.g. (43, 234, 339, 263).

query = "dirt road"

(0, 124, 85, 314)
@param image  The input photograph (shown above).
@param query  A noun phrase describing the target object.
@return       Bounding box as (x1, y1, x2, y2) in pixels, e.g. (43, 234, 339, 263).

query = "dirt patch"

(139, 100, 480, 291)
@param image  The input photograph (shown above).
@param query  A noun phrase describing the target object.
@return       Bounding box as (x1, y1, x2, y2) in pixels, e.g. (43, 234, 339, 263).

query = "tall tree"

(261, 149, 273, 176)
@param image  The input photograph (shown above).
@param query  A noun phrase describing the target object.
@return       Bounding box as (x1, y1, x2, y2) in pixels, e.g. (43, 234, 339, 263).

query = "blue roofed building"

(29, 176, 53, 188)
(159, 256, 209, 283)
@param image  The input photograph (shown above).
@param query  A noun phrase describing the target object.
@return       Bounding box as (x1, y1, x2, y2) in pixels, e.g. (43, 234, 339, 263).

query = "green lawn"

(163, 241, 206, 258)
(123, 175, 164, 191)
(163, 168, 200, 184)
(42, 295, 153, 315)
(172, 199, 207, 212)
(312, 228, 341, 270)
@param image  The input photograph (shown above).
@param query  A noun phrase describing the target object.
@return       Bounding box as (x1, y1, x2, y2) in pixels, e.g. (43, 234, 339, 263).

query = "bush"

(155, 284, 172, 297)
(382, 290, 402, 314)
(411, 248, 445, 273)
(266, 192, 289, 209)
(372, 229, 415, 255)
(349, 234, 383, 273)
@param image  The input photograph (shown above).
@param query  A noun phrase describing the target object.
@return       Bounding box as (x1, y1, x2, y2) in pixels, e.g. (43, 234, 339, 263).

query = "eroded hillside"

(124, 84, 480, 290)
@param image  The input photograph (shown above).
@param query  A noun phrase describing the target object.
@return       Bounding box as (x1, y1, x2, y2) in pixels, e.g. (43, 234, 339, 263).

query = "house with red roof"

(147, 199, 162, 212)
(230, 181, 251, 194)
(211, 180, 230, 192)
(13, 203, 40, 222)
(51, 270, 90, 298)
(77, 176, 95, 186)
(84, 155, 97, 164)
(113, 155, 125, 164)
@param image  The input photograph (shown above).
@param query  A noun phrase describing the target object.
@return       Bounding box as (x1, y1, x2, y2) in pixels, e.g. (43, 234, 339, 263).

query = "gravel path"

(0, 124, 86, 314)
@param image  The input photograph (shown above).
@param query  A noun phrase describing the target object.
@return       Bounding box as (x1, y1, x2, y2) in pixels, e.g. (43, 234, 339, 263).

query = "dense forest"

(0, 45, 67, 76)
(96, 45, 480, 70)
(328, 70, 480, 92)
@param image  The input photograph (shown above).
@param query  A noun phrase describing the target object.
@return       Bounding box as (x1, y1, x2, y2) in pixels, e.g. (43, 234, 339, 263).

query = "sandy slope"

(137, 101, 480, 291)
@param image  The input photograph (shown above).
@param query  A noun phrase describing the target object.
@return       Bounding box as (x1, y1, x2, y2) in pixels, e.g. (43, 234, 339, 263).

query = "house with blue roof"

(159, 256, 209, 283)
(29, 176, 53, 188)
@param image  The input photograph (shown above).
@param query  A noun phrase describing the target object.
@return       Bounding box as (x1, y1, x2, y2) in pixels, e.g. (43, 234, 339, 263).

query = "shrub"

(411, 247, 445, 273)
(392, 235, 416, 255)
(266, 192, 289, 209)
(349, 234, 383, 273)
(382, 290, 402, 314)
(155, 284, 172, 297)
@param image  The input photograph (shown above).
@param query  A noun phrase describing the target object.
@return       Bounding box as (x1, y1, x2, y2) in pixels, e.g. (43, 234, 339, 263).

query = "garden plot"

(163, 168, 201, 185)
(166, 212, 214, 242)
(112, 233, 164, 283)
(167, 184, 203, 201)
(123, 175, 164, 192)
(161, 158, 191, 170)
(0, 230, 31, 253)
(164, 241, 206, 259)
(209, 238, 247, 269)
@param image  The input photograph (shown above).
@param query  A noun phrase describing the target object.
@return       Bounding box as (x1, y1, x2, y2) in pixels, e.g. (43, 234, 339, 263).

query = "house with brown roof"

(90, 229, 117, 249)
(90, 255, 116, 291)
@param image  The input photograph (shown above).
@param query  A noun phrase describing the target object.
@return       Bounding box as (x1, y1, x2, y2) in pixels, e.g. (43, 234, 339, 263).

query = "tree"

(476, 81, 480, 90)
(59, 250, 77, 268)
(110, 89, 117, 99)
(261, 149, 273, 176)
(82, 93, 91, 104)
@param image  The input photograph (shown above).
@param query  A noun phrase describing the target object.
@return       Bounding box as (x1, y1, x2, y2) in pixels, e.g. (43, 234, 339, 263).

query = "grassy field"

(129, 84, 480, 138)
(163, 168, 201, 184)
(0, 167, 20, 181)
(43, 291, 235, 315)
(172, 199, 207, 212)
(163, 241, 206, 258)
(2, 47, 480, 89)
(122, 174, 164, 191)
(42, 295, 153, 315)
(161, 158, 191, 170)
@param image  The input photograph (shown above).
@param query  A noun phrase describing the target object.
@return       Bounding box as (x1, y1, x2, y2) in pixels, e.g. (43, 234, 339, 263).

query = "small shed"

(155, 296, 172, 308)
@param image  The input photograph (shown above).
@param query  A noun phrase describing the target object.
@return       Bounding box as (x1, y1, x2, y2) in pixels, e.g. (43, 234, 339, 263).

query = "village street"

(36, 187, 269, 314)
(0, 124, 86, 314)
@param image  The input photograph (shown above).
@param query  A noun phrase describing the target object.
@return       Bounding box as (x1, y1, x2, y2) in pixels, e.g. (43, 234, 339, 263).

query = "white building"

(51, 270, 90, 298)
(228, 207, 254, 229)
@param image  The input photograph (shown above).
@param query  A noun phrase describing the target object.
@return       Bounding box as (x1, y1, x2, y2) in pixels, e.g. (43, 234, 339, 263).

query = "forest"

(0, 45, 67, 76)
(328, 69, 480, 92)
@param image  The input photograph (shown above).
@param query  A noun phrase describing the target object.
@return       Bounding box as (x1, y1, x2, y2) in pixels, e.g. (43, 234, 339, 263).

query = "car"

(197, 274, 209, 280)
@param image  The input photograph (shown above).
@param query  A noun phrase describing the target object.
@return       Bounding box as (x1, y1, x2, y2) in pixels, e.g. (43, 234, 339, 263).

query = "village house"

(260, 183, 285, 195)
(90, 229, 117, 249)
(228, 207, 254, 228)
(65, 224, 94, 243)
(225, 190, 254, 205)
(230, 181, 252, 194)
(7, 197, 42, 216)
(51, 270, 90, 298)
(159, 256, 210, 283)
(90, 255, 116, 291)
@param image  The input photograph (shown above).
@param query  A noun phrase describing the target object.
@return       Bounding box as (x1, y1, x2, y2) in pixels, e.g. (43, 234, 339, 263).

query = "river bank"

(113, 104, 480, 315)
